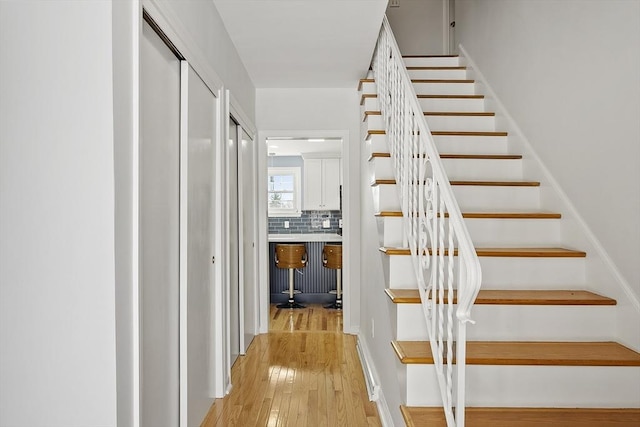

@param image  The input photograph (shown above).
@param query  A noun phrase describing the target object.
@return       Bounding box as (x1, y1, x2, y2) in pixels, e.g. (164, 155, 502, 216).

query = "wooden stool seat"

(275, 244, 307, 309)
(322, 244, 343, 309)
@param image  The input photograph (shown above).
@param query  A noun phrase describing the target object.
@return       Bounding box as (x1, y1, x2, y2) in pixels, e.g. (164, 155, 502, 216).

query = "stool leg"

(325, 268, 342, 310)
(277, 268, 305, 309)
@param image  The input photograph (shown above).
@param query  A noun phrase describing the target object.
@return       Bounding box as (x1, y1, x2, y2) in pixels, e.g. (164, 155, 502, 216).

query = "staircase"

(360, 54, 640, 426)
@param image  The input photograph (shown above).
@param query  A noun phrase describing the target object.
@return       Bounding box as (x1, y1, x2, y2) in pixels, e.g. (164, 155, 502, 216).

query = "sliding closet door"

(140, 19, 180, 427)
(181, 64, 217, 426)
(228, 118, 240, 367)
(240, 129, 257, 352)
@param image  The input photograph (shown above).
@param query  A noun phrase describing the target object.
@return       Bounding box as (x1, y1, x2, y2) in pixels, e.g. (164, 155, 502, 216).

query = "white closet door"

(141, 19, 180, 427)
(181, 64, 217, 426)
(240, 129, 257, 353)
(228, 118, 240, 368)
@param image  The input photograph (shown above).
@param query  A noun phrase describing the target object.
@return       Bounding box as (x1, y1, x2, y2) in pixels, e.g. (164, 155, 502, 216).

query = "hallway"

(201, 305, 381, 426)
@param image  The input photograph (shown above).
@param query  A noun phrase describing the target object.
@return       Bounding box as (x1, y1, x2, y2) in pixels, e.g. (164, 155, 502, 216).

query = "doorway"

(259, 134, 348, 332)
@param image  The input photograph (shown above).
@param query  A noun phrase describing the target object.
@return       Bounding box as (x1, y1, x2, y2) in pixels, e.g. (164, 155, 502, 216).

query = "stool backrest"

(322, 244, 342, 269)
(275, 244, 307, 269)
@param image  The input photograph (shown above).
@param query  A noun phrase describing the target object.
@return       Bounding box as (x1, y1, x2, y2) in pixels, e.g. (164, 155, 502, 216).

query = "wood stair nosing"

(369, 152, 523, 160)
(384, 288, 617, 306)
(366, 130, 509, 137)
(403, 55, 460, 58)
(363, 110, 495, 119)
(359, 93, 486, 105)
(400, 406, 640, 427)
(392, 340, 640, 366)
(372, 178, 541, 187)
(379, 246, 587, 258)
(406, 66, 467, 70)
(375, 211, 561, 219)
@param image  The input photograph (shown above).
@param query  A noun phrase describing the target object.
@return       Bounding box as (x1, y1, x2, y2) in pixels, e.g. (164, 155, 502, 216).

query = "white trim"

(178, 60, 189, 427)
(237, 122, 246, 355)
(459, 44, 640, 345)
(356, 334, 393, 427)
(131, 2, 141, 425)
(257, 130, 351, 334)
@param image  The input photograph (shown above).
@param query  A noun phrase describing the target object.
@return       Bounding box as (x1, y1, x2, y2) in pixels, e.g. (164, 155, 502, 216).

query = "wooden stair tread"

(364, 110, 494, 117)
(360, 93, 485, 104)
(372, 179, 540, 187)
(403, 55, 459, 58)
(369, 152, 522, 160)
(406, 66, 467, 70)
(374, 211, 561, 219)
(400, 406, 640, 427)
(366, 130, 508, 137)
(379, 247, 587, 257)
(392, 340, 640, 366)
(384, 288, 616, 306)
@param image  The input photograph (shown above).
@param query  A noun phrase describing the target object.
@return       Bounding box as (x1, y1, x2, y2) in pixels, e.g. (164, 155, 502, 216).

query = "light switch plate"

(322, 219, 330, 228)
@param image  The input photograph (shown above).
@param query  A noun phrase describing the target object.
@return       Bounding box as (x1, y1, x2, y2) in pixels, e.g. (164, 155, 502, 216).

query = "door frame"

(257, 129, 353, 334)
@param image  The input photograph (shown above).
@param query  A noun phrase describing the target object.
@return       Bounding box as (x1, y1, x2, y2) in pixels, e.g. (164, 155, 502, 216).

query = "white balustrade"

(371, 17, 482, 427)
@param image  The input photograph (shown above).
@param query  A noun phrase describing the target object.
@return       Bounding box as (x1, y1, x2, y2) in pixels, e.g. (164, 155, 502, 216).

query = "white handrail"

(371, 17, 482, 427)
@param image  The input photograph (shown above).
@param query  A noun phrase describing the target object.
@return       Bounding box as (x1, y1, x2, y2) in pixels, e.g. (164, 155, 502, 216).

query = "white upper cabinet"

(303, 158, 341, 211)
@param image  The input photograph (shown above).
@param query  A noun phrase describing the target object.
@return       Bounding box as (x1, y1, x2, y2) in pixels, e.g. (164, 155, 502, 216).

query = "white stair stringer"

(402, 363, 640, 408)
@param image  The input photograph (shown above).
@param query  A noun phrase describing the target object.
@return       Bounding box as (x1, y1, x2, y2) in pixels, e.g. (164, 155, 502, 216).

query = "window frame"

(267, 167, 302, 217)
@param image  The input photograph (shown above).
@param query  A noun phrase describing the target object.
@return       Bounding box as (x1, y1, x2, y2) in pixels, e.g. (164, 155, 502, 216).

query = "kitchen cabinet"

(303, 158, 340, 210)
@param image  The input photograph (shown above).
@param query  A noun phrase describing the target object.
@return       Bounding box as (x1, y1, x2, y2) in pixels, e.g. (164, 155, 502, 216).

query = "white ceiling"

(267, 138, 342, 156)
(213, 0, 388, 88)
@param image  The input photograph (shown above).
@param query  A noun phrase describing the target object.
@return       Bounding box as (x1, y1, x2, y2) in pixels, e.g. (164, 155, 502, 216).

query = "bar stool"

(274, 244, 307, 309)
(322, 244, 343, 309)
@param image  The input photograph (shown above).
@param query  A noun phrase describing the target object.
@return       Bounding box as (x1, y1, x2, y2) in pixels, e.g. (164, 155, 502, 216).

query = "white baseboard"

(356, 334, 394, 426)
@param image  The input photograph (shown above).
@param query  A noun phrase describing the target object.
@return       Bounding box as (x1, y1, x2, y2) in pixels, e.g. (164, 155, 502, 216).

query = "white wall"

(154, 0, 256, 128)
(386, 0, 445, 55)
(455, 0, 640, 299)
(255, 88, 361, 332)
(0, 2, 117, 426)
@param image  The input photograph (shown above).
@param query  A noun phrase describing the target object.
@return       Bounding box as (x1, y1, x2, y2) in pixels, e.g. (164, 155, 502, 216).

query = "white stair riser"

(369, 157, 523, 182)
(404, 365, 640, 407)
(361, 81, 477, 96)
(365, 114, 495, 132)
(407, 68, 467, 80)
(378, 216, 562, 247)
(382, 252, 418, 288)
(394, 304, 615, 341)
(365, 134, 389, 156)
(413, 81, 476, 96)
(362, 96, 486, 113)
(365, 133, 510, 156)
(433, 134, 509, 154)
(371, 184, 402, 213)
(403, 57, 461, 67)
(373, 183, 541, 211)
(385, 255, 586, 289)
(453, 185, 540, 211)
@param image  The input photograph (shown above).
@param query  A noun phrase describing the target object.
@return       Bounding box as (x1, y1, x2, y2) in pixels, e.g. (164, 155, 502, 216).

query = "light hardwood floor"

(201, 304, 381, 426)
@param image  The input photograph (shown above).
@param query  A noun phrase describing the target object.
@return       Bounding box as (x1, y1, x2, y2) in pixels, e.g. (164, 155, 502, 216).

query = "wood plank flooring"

(201, 305, 381, 426)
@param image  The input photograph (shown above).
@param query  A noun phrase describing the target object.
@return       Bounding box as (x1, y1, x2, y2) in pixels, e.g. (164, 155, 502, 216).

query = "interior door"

(228, 118, 240, 367)
(181, 64, 217, 426)
(240, 129, 257, 352)
(141, 18, 180, 427)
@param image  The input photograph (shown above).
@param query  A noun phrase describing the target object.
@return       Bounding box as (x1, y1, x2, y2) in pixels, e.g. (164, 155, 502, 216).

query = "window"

(268, 167, 302, 217)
